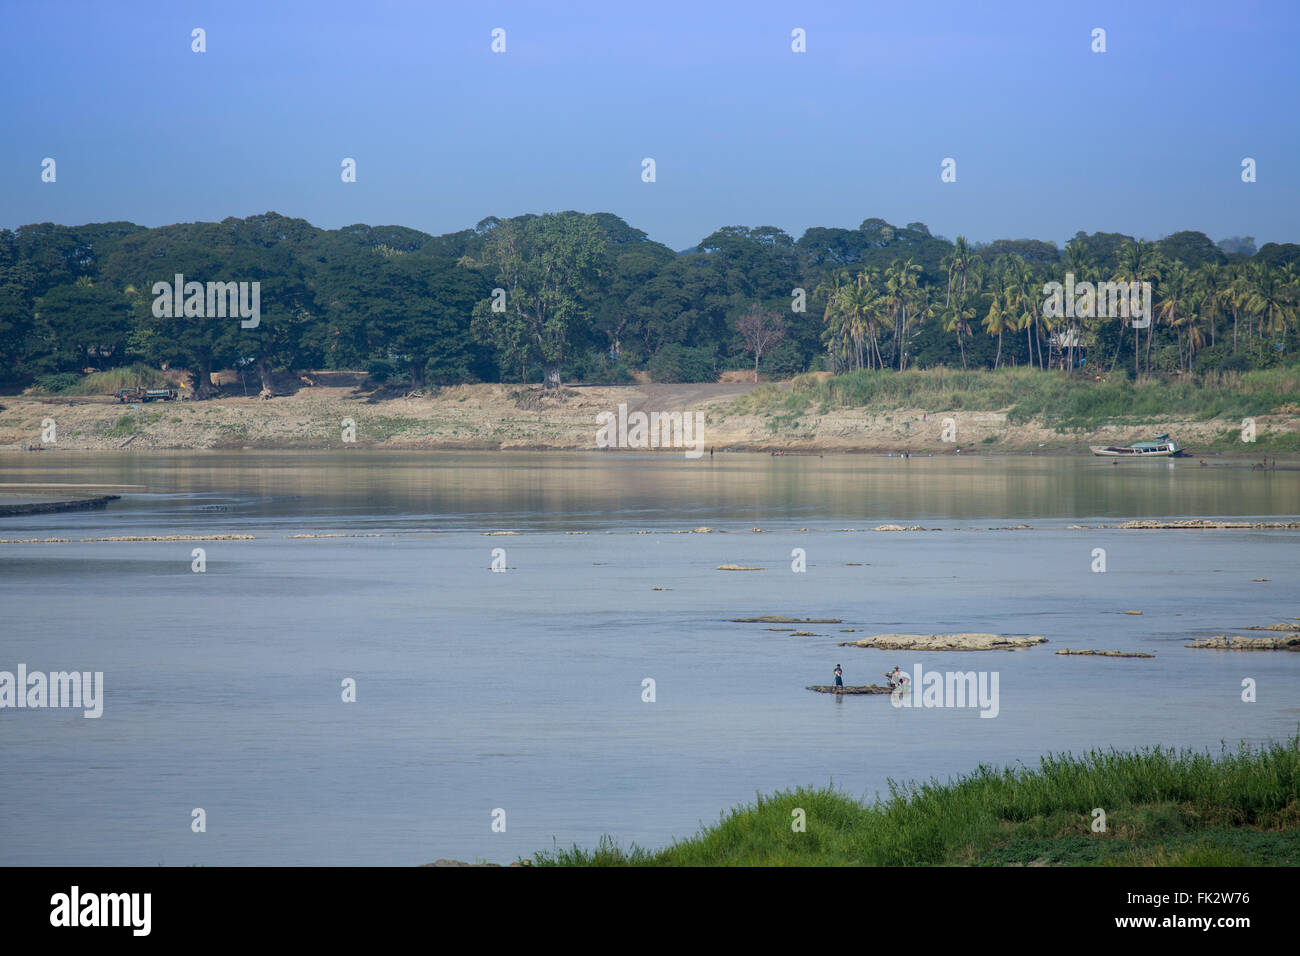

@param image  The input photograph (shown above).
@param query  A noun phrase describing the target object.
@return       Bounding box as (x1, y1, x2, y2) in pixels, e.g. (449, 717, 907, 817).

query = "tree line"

(1, 211, 1296, 395)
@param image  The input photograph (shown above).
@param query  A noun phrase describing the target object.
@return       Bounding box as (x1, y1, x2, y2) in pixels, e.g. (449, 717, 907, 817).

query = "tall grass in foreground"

(28, 363, 171, 396)
(531, 740, 1300, 866)
(729, 366, 1300, 431)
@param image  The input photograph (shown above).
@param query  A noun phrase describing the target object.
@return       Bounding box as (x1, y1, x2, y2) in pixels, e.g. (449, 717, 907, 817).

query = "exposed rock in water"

(717, 564, 763, 571)
(1123, 610, 1143, 615)
(1100, 519, 1300, 530)
(806, 684, 893, 695)
(874, 524, 926, 531)
(730, 616, 844, 623)
(1186, 635, 1300, 650)
(837, 633, 1047, 651)
(1244, 622, 1300, 632)
(791, 631, 823, 637)
(1056, 648, 1155, 658)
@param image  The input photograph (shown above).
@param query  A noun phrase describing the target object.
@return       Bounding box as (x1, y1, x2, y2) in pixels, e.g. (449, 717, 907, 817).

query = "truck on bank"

(115, 386, 179, 403)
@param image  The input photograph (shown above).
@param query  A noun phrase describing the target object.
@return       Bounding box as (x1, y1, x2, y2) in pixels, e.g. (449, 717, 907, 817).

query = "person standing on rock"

(833, 664, 843, 688)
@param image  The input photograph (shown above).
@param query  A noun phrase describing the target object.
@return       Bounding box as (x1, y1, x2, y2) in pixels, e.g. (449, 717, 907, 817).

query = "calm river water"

(2, 451, 1297, 864)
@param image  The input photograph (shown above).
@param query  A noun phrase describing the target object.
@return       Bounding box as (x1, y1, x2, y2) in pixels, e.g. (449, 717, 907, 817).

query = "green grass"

(96, 410, 163, 438)
(729, 367, 1300, 433)
(361, 416, 428, 440)
(530, 739, 1300, 866)
(29, 364, 172, 396)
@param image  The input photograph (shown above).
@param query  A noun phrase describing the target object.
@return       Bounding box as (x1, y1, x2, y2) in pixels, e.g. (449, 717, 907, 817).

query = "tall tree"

(471, 213, 606, 387)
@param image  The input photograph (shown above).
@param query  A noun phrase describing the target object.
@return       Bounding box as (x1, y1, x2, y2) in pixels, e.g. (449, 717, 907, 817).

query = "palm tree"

(981, 263, 1014, 369)
(1244, 261, 1295, 348)
(941, 236, 973, 309)
(1061, 240, 1092, 373)
(819, 269, 886, 371)
(1063, 237, 1092, 281)
(854, 271, 888, 369)
(1001, 258, 1039, 369)
(817, 271, 853, 372)
(1222, 263, 1252, 354)
(883, 258, 923, 371)
(1113, 239, 1158, 374)
(942, 290, 977, 369)
(1194, 263, 1223, 349)
(1156, 262, 1192, 372)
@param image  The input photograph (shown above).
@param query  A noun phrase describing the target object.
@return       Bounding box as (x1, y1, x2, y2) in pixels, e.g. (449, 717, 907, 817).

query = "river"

(2, 451, 1297, 864)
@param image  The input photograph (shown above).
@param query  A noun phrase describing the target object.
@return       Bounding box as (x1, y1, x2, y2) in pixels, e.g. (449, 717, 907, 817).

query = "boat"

(805, 684, 894, 695)
(1090, 434, 1182, 458)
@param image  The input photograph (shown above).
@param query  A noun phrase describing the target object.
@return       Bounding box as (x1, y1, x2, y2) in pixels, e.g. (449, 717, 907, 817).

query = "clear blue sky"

(2, 0, 1296, 250)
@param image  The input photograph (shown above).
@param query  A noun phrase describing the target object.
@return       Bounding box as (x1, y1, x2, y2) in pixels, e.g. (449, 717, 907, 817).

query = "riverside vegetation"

(3, 213, 1298, 399)
(531, 740, 1300, 866)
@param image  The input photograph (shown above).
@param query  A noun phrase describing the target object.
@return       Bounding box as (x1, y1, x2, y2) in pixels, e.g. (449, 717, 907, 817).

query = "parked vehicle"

(115, 386, 179, 403)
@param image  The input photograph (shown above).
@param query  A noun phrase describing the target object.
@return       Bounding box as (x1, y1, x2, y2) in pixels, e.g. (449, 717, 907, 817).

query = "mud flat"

(837, 632, 1047, 651)
(1186, 635, 1300, 650)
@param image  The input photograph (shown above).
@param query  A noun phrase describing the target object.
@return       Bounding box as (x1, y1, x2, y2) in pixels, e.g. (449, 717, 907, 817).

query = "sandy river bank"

(1, 380, 1295, 456)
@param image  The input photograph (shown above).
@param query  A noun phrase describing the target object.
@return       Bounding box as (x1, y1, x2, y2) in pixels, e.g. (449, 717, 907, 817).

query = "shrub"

(646, 344, 716, 383)
(32, 373, 82, 393)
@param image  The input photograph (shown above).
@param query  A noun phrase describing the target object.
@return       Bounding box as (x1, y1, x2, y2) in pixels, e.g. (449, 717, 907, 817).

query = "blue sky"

(2, 0, 1296, 249)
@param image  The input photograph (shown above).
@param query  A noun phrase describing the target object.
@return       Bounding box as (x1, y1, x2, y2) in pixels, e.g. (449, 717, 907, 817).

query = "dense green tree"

(471, 213, 607, 386)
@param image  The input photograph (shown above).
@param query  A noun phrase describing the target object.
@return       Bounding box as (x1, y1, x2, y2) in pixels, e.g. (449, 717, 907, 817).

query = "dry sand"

(1, 378, 1296, 454)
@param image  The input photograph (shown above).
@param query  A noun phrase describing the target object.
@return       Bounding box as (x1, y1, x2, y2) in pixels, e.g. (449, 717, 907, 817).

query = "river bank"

(1, 378, 1297, 456)
(529, 740, 1300, 866)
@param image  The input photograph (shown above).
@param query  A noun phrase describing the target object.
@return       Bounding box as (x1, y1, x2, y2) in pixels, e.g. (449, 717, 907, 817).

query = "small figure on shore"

(709, 446, 714, 458)
(833, 664, 843, 687)
(903, 449, 909, 459)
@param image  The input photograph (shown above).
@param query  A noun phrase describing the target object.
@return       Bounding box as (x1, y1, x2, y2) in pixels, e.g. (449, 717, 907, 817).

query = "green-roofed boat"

(1090, 434, 1183, 458)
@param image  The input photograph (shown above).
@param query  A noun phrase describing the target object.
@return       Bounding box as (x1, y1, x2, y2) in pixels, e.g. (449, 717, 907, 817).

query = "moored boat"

(1090, 433, 1182, 458)
(806, 684, 894, 695)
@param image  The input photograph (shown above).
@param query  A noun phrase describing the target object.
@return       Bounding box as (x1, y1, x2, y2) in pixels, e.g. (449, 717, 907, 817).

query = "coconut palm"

(883, 258, 923, 371)
(817, 271, 854, 372)
(1156, 262, 1193, 372)
(941, 290, 977, 369)
(981, 263, 1015, 369)
(1194, 263, 1223, 349)
(1244, 260, 1296, 347)
(1113, 239, 1159, 374)
(941, 236, 973, 309)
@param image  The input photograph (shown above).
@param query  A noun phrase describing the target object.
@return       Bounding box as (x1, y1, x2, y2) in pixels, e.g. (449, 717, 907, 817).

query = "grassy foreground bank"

(532, 740, 1300, 866)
